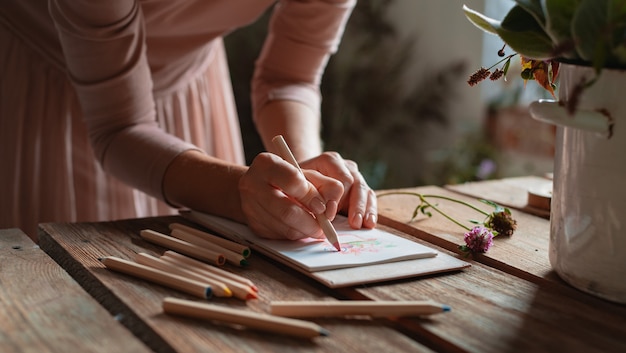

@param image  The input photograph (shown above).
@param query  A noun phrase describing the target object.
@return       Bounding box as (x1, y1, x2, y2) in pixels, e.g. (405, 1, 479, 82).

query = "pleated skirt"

(0, 23, 245, 240)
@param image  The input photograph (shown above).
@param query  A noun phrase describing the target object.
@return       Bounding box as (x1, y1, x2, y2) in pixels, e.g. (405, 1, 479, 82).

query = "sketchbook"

(181, 210, 470, 288)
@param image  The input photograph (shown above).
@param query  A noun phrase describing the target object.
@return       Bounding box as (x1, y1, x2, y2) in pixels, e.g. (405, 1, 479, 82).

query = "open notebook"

(182, 210, 437, 272)
(181, 210, 470, 287)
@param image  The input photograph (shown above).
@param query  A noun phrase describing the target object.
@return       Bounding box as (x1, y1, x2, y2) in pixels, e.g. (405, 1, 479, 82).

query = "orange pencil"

(161, 250, 257, 291)
(161, 252, 258, 300)
(134, 253, 232, 297)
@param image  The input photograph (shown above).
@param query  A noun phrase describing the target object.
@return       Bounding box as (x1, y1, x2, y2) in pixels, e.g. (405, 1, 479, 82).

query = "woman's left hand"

(300, 152, 377, 230)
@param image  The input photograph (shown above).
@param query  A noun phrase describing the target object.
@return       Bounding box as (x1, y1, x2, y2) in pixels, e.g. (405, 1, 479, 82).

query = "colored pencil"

(160, 252, 258, 300)
(170, 228, 248, 267)
(162, 297, 329, 339)
(99, 256, 211, 299)
(271, 135, 341, 251)
(139, 229, 226, 266)
(161, 250, 258, 292)
(134, 253, 232, 297)
(169, 222, 251, 258)
(270, 300, 451, 318)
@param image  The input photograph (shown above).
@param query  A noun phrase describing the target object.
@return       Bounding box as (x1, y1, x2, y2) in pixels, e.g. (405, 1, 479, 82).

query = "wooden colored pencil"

(162, 297, 329, 339)
(161, 250, 257, 291)
(99, 256, 212, 299)
(270, 300, 451, 318)
(139, 229, 226, 266)
(160, 252, 258, 300)
(134, 253, 232, 297)
(169, 222, 251, 258)
(170, 228, 248, 267)
(271, 135, 341, 251)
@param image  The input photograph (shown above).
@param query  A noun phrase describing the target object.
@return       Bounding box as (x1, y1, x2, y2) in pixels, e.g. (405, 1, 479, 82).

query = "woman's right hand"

(238, 152, 344, 240)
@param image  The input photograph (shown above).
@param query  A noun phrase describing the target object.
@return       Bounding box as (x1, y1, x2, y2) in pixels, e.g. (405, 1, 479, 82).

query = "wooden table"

(0, 228, 151, 353)
(23, 177, 626, 352)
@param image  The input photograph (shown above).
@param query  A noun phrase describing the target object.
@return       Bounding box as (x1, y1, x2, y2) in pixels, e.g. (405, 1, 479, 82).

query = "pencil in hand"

(271, 135, 342, 251)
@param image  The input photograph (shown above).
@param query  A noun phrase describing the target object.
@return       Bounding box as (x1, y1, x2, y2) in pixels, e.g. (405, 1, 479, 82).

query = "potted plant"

(463, 1, 626, 304)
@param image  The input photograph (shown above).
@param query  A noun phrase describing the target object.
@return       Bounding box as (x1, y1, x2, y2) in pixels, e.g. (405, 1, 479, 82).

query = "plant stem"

(420, 194, 490, 216)
(377, 191, 477, 231)
(487, 53, 517, 71)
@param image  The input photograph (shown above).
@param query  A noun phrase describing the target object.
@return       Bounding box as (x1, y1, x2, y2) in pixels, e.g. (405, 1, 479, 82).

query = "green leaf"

(572, 0, 609, 65)
(514, 0, 546, 24)
(498, 5, 555, 59)
(463, 5, 500, 35)
(502, 57, 511, 76)
(608, 0, 626, 66)
(543, 0, 580, 58)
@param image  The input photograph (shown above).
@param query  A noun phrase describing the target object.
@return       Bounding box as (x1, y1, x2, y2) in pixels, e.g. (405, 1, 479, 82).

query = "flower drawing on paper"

(323, 234, 394, 254)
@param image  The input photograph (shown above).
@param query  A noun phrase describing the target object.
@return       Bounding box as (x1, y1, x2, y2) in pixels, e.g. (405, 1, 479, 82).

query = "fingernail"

(310, 198, 326, 215)
(365, 213, 377, 227)
(352, 212, 363, 228)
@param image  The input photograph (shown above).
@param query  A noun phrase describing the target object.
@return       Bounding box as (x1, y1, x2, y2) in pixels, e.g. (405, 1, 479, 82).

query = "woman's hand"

(300, 152, 377, 230)
(239, 151, 377, 240)
(239, 152, 344, 240)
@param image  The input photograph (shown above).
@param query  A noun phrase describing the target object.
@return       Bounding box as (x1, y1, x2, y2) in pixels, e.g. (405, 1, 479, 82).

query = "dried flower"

(467, 67, 490, 86)
(489, 68, 505, 81)
(377, 192, 517, 255)
(460, 226, 494, 254)
(484, 208, 517, 236)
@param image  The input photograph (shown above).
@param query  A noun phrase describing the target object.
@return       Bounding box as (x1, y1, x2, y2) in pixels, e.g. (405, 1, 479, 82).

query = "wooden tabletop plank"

(373, 184, 626, 352)
(0, 228, 151, 353)
(444, 176, 552, 218)
(377, 185, 553, 284)
(351, 260, 626, 353)
(38, 217, 434, 353)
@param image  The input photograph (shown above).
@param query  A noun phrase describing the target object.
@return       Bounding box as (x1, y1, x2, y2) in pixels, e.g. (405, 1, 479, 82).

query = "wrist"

(163, 149, 247, 222)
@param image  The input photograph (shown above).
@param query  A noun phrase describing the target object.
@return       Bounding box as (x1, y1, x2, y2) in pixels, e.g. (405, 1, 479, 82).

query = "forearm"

(255, 100, 322, 162)
(162, 150, 248, 223)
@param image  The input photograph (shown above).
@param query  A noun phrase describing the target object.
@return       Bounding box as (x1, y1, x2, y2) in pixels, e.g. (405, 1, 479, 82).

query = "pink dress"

(0, 0, 354, 239)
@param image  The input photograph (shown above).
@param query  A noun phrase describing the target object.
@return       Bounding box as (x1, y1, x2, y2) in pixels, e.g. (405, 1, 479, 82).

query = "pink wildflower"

(461, 226, 494, 253)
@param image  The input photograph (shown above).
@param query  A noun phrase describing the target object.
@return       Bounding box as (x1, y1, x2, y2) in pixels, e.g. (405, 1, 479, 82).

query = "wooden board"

(0, 228, 151, 353)
(351, 259, 626, 353)
(376, 185, 554, 284)
(444, 176, 552, 218)
(38, 217, 435, 353)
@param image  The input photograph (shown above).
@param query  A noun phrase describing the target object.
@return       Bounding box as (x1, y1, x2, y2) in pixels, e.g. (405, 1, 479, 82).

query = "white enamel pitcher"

(529, 63, 626, 304)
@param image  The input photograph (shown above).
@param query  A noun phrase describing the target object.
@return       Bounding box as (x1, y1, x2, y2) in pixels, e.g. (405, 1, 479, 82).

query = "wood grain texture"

(0, 228, 150, 353)
(38, 217, 434, 353)
(444, 176, 552, 218)
(377, 185, 553, 284)
(373, 184, 626, 352)
(353, 261, 626, 353)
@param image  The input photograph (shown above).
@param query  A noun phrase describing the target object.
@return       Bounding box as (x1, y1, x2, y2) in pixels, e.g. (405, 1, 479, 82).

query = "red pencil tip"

(332, 242, 341, 252)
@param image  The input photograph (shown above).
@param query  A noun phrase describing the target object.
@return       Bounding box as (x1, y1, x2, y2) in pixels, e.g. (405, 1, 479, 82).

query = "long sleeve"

(251, 0, 355, 120)
(49, 0, 198, 202)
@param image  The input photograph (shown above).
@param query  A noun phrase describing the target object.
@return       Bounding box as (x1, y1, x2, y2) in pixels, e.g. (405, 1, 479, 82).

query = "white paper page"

(185, 211, 438, 272)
